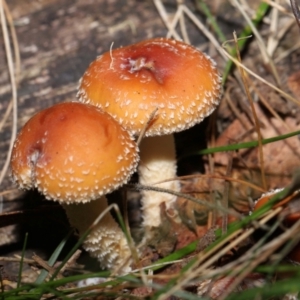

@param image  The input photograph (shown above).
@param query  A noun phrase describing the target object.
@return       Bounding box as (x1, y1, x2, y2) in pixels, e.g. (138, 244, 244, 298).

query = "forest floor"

(0, 0, 300, 299)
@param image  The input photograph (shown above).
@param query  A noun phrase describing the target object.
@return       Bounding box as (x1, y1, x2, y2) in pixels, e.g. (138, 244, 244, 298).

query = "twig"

(128, 182, 241, 216)
(231, 0, 281, 86)
(156, 207, 283, 300)
(136, 108, 158, 146)
(232, 31, 267, 190)
(148, 173, 266, 193)
(221, 45, 300, 106)
(32, 255, 60, 278)
(0, 256, 34, 264)
(0, 0, 18, 188)
(221, 153, 233, 234)
(153, 0, 181, 40)
(219, 218, 300, 299)
(222, 2, 270, 84)
(290, 0, 300, 28)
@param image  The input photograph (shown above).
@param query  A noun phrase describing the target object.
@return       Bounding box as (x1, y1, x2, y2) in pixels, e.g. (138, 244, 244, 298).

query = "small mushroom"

(10, 102, 139, 273)
(77, 38, 222, 231)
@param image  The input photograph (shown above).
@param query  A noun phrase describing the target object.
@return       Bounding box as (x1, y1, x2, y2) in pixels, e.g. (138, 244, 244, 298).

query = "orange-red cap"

(10, 102, 139, 203)
(77, 38, 222, 136)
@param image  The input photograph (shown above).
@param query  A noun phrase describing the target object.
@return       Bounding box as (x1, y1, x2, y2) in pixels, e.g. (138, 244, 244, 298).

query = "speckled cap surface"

(78, 38, 222, 136)
(10, 102, 139, 203)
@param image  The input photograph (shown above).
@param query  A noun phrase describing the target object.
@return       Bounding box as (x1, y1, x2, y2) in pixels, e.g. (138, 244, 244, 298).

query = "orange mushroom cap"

(10, 102, 139, 203)
(77, 38, 222, 136)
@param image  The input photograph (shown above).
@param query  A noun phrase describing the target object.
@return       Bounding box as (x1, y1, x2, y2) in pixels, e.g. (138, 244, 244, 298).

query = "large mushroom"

(10, 102, 139, 273)
(77, 37, 222, 231)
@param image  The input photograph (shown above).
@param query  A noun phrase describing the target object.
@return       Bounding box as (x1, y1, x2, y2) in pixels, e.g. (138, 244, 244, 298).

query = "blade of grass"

(17, 232, 28, 290)
(233, 0, 280, 85)
(256, 263, 300, 274)
(225, 275, 300, 299)
(222, 2, 270, 84)
(49, 203, 133, 281)
(49, 218, 106, 281)
(2, 271, 111, 299)
(188, 129, 300, 156)
(0, 268, 4, 299)
(196, 0, 227, 43)
(35, 229, 74, 284)
(154, 177, 299, 299)
(141, 240, 198, 272)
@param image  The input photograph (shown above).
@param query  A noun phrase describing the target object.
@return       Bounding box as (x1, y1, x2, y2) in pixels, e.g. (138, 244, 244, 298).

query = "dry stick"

(193, 218, 281, 295)
(0, 0, 18, 188)
(267, 0, 280, 57)
(232, 0, 281, 87)
(250, 81, 291, 131)
(0, 0, 21, 134)
(131, 183, 236, 215)
(166, 4, 187, 41)
(221, 153, 233, 234)
(252, 82, 300, 162)
(33, 250, 82, 280)
(221, 46, 300, 106)
(156, 207, 282, 300)
(195, 223, 276, 278)
(224, 85, 252, 131)
(207, 134, 217, 228)
(190, 210, 281, 277)
(136, 108, 158, 146)
(0, 101, 13, 133)
(251, 85, 300, 164)
(231, 69, 266, 128)
(199, 191, 300, 293)
(290, 0, 300, 28)
(32, 255, 61, 278)
(158, 0, 228, 61)
(275, 40, 300, 62)
(0, 189, 19, 197)
(2, 0, 21, 79)
(264, 0, 291, 14)
(219, 218, 300, 300)
(167, 1, 190, 44)
(268, 17, 295, 58)
(181, 5, 227, 61)
(152, 173, 266, 194)
(0, 256, 34, 264)
(178, 1, 191, 44)
(233, 31, 267, 191)
(59, 250, 82, 274)
(152, 0, 181, 40)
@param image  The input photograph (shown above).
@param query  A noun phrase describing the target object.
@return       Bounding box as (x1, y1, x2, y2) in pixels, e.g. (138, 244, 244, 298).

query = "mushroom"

(77, 38, 222, 231)
(10, 102, 139, 273)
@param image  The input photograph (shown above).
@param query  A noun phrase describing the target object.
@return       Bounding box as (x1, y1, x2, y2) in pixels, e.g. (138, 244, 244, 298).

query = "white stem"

(138, 134, 180, 228)
(62, 196, 132, 273)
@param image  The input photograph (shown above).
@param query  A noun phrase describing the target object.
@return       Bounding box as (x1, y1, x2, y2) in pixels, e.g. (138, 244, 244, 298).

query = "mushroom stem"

(138, 134, 180, 229)
(62, 196, 132, 273)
